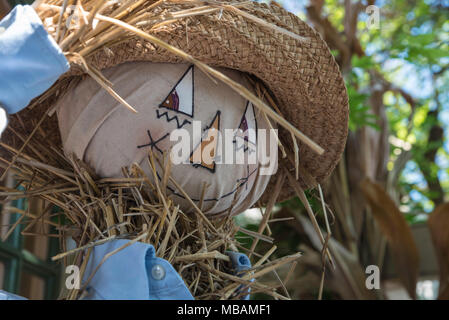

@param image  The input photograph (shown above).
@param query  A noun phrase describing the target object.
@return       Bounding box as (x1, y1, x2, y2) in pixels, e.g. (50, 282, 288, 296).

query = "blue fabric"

(81, 239, 194, 300)
(0, 5, 69, 114)
(226, 251, 252, 300)
(81, 240, 252, 300)
(0, 290, 27, 300)
(0, 239, 252, 300)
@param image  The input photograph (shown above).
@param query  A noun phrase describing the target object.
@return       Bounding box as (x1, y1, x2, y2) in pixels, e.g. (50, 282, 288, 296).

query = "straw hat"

(2, 0, 348, 204)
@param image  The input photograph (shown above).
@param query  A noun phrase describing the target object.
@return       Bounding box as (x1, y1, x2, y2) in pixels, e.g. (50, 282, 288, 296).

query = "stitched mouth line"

(155, 167, 258, 203)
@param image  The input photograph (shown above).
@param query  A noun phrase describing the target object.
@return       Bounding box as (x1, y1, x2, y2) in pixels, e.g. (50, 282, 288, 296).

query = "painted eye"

(234, 102, 257, 152)
(159, 65, 194, 117)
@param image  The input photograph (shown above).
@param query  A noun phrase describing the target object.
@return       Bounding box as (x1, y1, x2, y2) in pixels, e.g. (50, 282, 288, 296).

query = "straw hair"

(0, 142, 303, 299)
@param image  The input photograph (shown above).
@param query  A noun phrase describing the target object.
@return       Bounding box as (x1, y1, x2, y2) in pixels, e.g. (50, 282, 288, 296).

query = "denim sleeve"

(0, 290, 27, 300)
(0, 5, 69, 114)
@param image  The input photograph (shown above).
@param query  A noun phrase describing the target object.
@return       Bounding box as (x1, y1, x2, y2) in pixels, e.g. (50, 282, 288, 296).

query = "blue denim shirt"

(0, 5, 69, 115)
(81, 240, 251, 300)
(0, 239, 251, 300)
(82, 239, 194, 300)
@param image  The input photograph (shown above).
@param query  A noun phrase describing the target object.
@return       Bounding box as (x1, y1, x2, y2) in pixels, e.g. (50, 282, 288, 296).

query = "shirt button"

(151, 264, 166, 280)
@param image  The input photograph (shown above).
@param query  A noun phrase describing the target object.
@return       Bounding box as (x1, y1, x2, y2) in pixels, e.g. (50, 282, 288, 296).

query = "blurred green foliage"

(344, 0, 448, 216)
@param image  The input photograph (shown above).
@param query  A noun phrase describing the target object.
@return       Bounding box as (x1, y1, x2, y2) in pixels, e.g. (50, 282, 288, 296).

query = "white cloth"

(56, 62, 277, 216)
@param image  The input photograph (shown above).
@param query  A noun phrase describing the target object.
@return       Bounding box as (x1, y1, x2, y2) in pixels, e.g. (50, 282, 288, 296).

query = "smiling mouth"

(154, 166, 258, 203)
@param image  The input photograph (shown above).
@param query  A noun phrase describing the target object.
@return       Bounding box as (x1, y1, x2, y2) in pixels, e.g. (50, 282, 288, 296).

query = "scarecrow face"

(57, 62, 276, 216)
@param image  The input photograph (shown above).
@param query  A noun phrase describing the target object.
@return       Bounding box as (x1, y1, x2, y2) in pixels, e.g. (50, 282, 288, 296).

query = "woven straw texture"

(2, 0, 349, 203)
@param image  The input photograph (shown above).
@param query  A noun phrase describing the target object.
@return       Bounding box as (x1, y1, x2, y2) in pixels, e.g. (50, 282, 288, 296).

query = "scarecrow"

(0, 0, 348, 300)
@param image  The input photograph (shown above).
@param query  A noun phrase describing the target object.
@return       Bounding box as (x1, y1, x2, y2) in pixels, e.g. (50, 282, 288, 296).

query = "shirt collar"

(82, 239, 193, 300)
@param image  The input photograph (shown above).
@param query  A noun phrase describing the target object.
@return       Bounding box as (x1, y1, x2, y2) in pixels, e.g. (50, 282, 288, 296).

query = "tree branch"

(0, 0, 11, 20)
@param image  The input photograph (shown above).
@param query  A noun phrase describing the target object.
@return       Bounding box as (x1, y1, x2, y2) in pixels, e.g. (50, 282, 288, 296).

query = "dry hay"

(0, 135, 301, 299)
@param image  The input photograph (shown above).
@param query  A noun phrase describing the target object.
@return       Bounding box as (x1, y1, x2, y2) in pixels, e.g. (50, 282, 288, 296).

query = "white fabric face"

(56, 62, 277, 216)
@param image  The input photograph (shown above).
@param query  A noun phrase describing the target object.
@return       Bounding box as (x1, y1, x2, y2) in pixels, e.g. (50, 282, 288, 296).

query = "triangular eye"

(235, 101, 257, 146)
(159, 65, 194, 117)
(190, 111, 221, 173)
